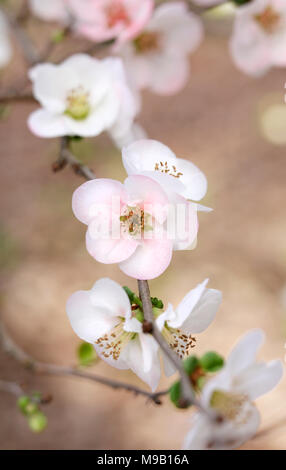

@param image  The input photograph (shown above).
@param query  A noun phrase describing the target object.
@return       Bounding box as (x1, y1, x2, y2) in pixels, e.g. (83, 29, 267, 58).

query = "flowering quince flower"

(0, 11, 12, 69)
(28, 0, 70, 23)
(230, 0, 286, 76)
(192, 0, 224, 6)
(122, 139, 207, 202)
(183, 329, 283, 450)
(156, 279, 222, 375)
(72, 174, 198, 279)
(118, 2, 203, 95)
(66, 278, 160, 390)
(67, 0, 154, 46)
(27, 54, 139, 143)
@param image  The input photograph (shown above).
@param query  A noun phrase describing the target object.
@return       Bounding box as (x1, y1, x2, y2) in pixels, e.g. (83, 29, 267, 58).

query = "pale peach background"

(0, 11, 286, 449)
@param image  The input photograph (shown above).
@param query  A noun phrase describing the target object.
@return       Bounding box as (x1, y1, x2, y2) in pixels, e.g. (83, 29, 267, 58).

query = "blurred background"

(0, 3, 286, 450)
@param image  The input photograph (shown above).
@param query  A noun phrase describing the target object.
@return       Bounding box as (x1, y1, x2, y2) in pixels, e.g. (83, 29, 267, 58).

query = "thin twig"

(0, 321, 168, 405)
(0, 379, 24, 397)
(52, 137, 96, 180)
(138, 279, 218, 420)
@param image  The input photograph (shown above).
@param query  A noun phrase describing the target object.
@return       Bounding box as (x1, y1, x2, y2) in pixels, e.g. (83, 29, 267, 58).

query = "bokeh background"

(1, 4, 286, 450)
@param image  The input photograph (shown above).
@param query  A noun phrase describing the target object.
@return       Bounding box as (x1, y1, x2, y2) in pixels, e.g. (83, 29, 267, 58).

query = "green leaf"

(17, 396, 31, 415)
(169, 381, 182, 408)
(151, 297, 164, 309)
(122, 286, 142, 308)
(28, 412, 47, 433)
(232, 0, 252, 6)
(51, 29, 66, 43)
(200, 351, 224, 373)
(183, 356, 199, 375)
(77, 342, 97, 366)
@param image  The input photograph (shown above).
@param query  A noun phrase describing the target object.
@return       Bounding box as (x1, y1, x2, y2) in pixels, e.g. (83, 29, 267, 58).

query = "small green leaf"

(17, 396, 31, 415)
(123, 286, 142, 308)
(169, 381, 182, 408)
(28, 412, 47, 433)
(169, 381, 191, 409)
(183, 356, 199, 375)
(200, 351, 224, 373)
(135, 309, 144, 323)
(77, 342, 97, 366)
(151, 297, 164, 309)
(232, 0, 252, 5)
(51, 29, 66, 43)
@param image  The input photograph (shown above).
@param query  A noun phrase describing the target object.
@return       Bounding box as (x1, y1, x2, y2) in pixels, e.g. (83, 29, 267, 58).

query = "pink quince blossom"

(72, 175, 198, 280)
(230, 0, 286, 76)
(118, 2, 203, 95)
(67, 0, 154, 45)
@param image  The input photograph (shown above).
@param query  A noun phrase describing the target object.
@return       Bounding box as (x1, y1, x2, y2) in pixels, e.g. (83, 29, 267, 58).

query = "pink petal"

(86, 229, 138, 263)
(72, 178, 126, 225)
(119, 237, 173, 279)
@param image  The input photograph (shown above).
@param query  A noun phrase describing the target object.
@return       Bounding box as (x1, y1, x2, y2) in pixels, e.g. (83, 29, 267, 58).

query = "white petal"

(66, 290, 118, 343)
(180, 288, 222, 334)
(121, 334, 161, 391)
(122, 139, 177, 175)
(235, 360, 283, 400)
(183, 402, 260, 450)
(89, 278, 131, 318)
(227, 329, 265, 376)
(28, 109, 68, 138)
(175, 158, 207, 201)
(169, 281, 209, 329)
(29, 63, 74, 113)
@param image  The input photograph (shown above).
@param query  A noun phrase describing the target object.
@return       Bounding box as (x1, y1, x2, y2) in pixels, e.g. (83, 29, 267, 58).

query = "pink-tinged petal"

(89, 278, 131, 317)
(86, 230, 138, 264)
(72, 178, 126, 225)
(119, 237, 173, 280)
(28, 109, 69, 138)
(124, 175, 169, 224)
(66, 290, 118, 343)
(122, 139, 177, 175)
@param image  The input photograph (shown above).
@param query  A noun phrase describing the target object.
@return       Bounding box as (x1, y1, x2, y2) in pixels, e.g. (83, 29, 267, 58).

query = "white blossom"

(183, 329, 283, 449)
(28, 54, 139, 144)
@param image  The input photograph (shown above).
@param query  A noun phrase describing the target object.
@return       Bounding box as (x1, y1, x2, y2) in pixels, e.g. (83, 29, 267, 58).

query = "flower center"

(255, 6, 281, 33)
(154, 161, 183, 179)
(106, 2, 130, 28)
(65, 87, 90, 120)
(210, 390, 247, 421)
(95, 319, 136, 361)
(161, 324, 196, 359)
(120, 205, 153, 237)
(134, 32, 160, 53)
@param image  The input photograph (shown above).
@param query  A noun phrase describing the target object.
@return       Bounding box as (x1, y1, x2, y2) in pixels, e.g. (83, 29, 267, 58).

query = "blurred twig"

(0, 321, 168, 405)
(52, 137, 96, 180)
(138, 280, 218, 419)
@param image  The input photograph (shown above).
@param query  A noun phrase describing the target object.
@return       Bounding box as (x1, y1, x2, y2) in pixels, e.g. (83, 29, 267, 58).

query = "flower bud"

(28, 412, 47, 433)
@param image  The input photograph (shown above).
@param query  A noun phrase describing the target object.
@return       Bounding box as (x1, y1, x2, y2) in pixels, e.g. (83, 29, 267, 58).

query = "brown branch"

(52, 137, 96, 180)
(0, 379, 24, 397)
(138, 279, 218, 420)
(0, 321, 168, 405)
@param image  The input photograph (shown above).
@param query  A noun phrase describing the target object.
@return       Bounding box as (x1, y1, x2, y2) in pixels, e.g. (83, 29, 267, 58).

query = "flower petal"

(66, 290, 118, 343)
(227, 329, 265, 376)
(171, 280, 222, 334)
(28, 109, 68, 138)
(89, 278, 131, 318)
(72, 178, 126, 225)
(235, 360, 283, 400)
(119, 237, 173, 280)
(86, 230, 138, 264)
(121, 334, 161, 391)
